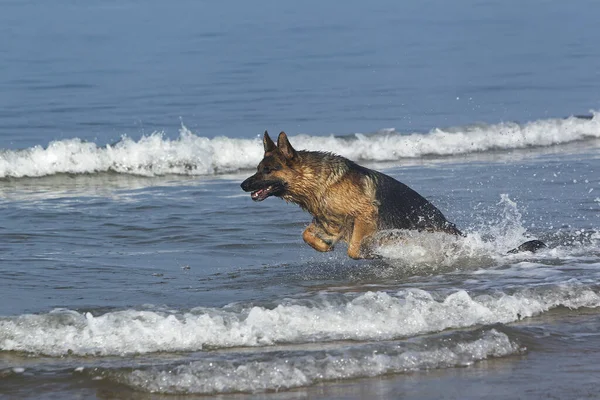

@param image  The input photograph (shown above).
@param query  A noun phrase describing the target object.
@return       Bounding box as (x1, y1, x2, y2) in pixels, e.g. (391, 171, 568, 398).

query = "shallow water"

(1, 1, 600, 399)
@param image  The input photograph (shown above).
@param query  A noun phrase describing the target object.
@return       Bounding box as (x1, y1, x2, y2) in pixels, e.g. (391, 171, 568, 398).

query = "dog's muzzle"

(241, 176, 282, 202)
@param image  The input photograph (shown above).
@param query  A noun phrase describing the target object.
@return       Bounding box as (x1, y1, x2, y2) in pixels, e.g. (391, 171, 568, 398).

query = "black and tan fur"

(241, 131, 465, 259)
(242, 131, 546, 258)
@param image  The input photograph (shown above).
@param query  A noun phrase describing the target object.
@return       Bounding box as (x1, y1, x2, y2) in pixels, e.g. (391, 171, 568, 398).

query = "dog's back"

(356, 164, 462, 235)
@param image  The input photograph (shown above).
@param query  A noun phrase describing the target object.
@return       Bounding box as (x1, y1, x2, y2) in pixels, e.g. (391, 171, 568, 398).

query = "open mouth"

(251, 185, 273, 201)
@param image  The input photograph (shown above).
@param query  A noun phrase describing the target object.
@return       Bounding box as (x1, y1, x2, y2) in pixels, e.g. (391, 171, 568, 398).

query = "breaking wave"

(103, 329, 520, 394)
(0, 113, 599, 178)
(1, 284, 598, 357)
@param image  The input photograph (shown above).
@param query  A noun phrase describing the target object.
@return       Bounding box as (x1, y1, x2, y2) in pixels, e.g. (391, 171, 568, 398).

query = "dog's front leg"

(347, 218, 377, 259)
(302, 221, 339, 252)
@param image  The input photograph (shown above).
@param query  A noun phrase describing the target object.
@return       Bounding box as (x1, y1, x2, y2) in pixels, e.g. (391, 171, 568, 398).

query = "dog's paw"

(352, 241, 381, 260)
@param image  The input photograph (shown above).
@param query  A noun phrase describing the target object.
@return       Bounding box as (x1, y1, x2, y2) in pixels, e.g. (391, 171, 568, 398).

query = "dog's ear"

(263, 131, 276, 153)
(277, 131, 297, 159)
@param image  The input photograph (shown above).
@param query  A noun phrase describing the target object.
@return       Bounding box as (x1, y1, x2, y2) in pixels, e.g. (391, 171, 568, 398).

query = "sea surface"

(1, 1, 600, 399)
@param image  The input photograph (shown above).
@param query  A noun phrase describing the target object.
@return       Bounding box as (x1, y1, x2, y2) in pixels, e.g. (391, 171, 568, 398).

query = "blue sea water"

(1, 1, 600, 398)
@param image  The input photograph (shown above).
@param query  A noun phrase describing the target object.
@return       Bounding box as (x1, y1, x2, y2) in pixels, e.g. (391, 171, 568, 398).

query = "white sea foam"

(0, 129, 259, 178)
(114, 329, 519, 394)
(1, 284, 598, 356)
(372, 194, 542, 266)
(0, 113, 598, 178)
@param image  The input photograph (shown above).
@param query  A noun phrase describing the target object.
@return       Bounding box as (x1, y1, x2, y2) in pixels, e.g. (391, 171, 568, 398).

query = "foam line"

(1, 285, 598, 356)
(0, 113, 598, 178)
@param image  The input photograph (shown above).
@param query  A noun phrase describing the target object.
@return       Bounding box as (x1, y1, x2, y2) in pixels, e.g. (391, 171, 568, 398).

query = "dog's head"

(240, 131, 298, 202)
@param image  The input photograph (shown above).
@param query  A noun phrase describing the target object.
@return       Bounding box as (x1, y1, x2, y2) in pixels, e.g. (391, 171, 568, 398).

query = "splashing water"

(372, 194, 542, 267)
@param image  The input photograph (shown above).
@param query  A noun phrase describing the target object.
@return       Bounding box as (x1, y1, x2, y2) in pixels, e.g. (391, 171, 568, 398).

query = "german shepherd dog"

(241, 131, 545, 259)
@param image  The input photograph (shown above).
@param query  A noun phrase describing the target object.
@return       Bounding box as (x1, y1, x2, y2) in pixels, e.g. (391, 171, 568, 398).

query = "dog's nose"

(240, 178, 251, 191)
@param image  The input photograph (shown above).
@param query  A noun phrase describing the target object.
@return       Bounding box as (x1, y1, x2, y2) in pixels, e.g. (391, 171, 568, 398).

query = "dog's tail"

(507, 239, 547, 254)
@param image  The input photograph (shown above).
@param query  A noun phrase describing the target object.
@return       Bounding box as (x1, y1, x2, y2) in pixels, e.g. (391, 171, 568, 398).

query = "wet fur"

(241, 131, 462, 259)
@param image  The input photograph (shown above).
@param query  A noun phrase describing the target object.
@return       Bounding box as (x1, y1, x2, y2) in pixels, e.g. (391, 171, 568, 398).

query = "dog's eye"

(263, 166, 279, 174)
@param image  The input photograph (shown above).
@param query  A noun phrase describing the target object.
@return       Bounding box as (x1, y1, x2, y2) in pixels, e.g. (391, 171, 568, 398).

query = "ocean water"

(1, 1, 600, 399)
